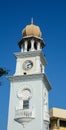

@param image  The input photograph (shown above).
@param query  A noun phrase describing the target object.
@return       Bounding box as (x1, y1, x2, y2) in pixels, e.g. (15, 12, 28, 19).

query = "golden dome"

(22, 22, 42, 37)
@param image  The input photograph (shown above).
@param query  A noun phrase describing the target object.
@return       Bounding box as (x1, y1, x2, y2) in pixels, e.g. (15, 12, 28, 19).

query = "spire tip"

(31, 17, 34, 24)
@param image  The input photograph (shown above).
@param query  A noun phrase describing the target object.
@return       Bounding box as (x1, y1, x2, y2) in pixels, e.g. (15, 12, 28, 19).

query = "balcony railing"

(14, 108, 35, 124)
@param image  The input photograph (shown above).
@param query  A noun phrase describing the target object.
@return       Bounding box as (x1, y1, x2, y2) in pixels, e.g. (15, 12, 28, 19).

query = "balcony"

(14, 108, 35, 124)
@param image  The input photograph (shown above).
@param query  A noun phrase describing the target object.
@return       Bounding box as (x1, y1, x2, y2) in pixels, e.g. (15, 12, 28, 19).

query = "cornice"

(7, 73, 51, 91)
(14, 50, 47, 66)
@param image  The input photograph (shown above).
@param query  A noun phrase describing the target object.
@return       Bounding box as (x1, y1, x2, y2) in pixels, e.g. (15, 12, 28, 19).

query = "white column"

(57, 119, 60, 128)
(42, 66, 45, 73)
(30, 39, 35, 51)
(21, 44, 24, 52)
(37, 42, 41, 50)
(36, 56, 40, 73)
(24, 41, 28, 52)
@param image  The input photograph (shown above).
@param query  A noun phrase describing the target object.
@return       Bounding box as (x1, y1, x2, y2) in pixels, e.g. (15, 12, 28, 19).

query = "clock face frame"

(23, 60, 33, 70)
(17, 88, 31, 100)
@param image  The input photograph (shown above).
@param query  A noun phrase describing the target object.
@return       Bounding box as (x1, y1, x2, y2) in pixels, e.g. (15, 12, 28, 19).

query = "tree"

(0, 68, 8, 85)
(0, 68, 8, 77)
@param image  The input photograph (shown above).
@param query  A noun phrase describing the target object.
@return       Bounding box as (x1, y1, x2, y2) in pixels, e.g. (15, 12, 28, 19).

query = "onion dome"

(18, 19, 45, 49)
(22, 20, 42, 38)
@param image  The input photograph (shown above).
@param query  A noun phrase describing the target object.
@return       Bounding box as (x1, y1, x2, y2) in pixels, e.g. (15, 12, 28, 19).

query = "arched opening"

(27, 41, 31, 51)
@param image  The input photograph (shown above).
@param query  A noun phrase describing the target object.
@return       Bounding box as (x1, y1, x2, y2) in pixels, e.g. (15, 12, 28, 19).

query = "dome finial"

(31, 17, 34, 24)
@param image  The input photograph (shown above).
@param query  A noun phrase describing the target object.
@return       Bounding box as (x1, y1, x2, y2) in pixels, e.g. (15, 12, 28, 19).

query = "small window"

(23, 100, 29, 109)
(60, 120, 66, 127)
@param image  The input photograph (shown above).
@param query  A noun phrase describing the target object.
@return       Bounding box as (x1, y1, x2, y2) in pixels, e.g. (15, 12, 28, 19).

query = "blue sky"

(0, 0, 66, 130)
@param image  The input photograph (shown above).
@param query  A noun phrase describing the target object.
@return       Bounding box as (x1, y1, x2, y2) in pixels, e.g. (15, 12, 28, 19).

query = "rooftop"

(49, 108, 66, 120)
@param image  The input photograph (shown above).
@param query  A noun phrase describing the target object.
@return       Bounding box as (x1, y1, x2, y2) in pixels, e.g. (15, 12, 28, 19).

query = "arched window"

(17, 88, 32, 110)
(23, 100, 29, 109)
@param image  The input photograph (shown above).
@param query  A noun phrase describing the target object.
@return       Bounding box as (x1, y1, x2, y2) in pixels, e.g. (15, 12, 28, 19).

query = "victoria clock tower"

(7, 20, 51, 130)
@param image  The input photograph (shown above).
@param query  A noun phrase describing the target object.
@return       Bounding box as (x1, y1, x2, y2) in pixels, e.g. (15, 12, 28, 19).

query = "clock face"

(23, 60, 33, 70)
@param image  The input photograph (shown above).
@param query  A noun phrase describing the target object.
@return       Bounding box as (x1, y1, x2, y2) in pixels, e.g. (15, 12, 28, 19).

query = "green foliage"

(0, 68, 8, 77)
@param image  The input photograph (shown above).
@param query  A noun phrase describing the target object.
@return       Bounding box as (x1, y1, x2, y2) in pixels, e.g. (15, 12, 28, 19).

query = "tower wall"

(7, 74, 50, 130)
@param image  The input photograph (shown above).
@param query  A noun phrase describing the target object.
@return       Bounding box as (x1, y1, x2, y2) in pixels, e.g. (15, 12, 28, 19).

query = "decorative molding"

(17, 88, 32, 100)
(43, 111, 50, 122)
(14, 50, 47, 66)
(7, 73, 51, 91)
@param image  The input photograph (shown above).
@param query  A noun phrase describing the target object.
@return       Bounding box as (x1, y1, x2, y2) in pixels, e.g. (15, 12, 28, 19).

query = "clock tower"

(7, 20, 51, 130)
